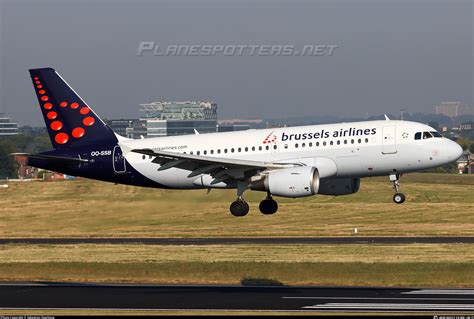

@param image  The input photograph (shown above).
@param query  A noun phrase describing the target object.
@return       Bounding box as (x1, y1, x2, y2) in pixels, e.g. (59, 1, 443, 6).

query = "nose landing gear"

(390, 173, 406, 204)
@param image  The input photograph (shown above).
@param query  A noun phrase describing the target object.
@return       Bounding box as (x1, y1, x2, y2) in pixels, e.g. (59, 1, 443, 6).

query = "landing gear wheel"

(230, 200, 249, 217)
(393, 193, 406, 204)
(259, 198, 278, 215)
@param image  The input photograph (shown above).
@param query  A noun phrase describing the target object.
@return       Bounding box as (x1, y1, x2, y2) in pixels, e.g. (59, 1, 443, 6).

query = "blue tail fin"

(29, 68, 117, 149)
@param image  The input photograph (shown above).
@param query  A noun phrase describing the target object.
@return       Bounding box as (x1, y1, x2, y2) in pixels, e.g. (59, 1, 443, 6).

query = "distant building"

(19, 126, 47, 136)
(0, 115, 19, 136)
(459, 122, 473, 132)
(139, 101, 217, 137)
(15, 154, 39, 179)
(217, 118, 265, 132)
(435, 102, 471, 117)
(106, 119, 148, 139)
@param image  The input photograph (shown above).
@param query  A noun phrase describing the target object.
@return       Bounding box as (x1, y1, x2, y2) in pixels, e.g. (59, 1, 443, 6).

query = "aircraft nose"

(446, 140, 463, 161)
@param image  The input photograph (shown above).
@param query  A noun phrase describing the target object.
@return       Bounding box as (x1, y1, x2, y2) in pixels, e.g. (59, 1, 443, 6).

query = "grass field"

(0, 173, 473, 287)
(1, 173, 473, 237)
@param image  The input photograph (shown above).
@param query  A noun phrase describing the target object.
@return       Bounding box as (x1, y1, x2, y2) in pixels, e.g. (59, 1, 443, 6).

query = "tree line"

(0, 134, 51, 179)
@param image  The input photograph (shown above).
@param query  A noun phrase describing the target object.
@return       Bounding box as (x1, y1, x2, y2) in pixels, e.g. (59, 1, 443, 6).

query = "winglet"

(384, 114, 390, 121)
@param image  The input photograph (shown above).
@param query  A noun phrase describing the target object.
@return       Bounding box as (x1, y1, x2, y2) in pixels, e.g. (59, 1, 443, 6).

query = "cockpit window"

(423, 131, 433, 139)
(415, 131, 442, 140)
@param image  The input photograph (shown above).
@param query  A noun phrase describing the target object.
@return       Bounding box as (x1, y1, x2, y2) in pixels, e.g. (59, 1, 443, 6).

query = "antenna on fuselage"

(384, 114, 390, 121)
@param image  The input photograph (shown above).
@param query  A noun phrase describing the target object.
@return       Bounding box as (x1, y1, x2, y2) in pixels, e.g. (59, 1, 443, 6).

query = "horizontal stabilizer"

(11, 153, 89, 163)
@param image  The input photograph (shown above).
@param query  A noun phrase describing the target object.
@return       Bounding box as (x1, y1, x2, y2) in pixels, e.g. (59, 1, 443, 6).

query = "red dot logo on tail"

(83, 116, 95, 126)
(72, 127, 85, 138)
(47, 111, 57, 120)
(50, 121, 63, 131)
(80, 107, 90, 115)
(55, 133, 69, 145)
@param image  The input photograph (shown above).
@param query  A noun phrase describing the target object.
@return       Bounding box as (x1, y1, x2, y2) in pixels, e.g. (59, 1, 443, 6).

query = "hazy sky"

(0, 0, 472, 126)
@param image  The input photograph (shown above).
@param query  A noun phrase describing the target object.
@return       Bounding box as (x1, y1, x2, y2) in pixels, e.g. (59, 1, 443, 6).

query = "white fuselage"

(119, 120, 462, 190)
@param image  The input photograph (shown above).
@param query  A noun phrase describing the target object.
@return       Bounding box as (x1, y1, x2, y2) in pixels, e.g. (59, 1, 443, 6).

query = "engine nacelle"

(250, 166, 319, 198)
(318, 178, 360, 196)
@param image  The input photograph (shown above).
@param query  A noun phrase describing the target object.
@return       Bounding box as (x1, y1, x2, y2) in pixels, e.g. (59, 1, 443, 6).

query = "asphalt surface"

(0, 283, 474, 313)
(1, 237, 474, 245)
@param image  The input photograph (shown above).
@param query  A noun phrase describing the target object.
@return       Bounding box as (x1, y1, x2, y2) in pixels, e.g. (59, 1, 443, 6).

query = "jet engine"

(317, 177, 360, 196)
(250, 166, 319, 198)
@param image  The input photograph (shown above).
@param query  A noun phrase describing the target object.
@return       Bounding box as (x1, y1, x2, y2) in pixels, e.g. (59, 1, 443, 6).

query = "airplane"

(18, 68, 463, 217)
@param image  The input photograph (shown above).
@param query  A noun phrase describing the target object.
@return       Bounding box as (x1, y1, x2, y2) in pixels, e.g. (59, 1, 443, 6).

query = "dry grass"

(0, 243, 472, 287)
(0, 174, 473, 288)
(1, 244, 473, 263)
(0, 261, 472, 287)
(0, 173, 473, 238)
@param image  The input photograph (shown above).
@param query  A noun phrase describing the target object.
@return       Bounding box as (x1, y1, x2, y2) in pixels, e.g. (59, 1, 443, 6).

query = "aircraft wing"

(131, 148, 298, 185)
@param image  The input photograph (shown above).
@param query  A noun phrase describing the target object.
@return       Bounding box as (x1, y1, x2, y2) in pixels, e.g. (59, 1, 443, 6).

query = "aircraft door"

(382, 125, 397, 154)
(113, 145, 127, 173)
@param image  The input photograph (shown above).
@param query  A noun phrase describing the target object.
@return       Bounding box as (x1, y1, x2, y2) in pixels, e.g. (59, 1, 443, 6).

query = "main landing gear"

(390, 173, 406, 204)
(230, 182, 250, 217)
(229, 197, 250, 217)
(259, 193, 278, 215)
(229, 183, 279, 217)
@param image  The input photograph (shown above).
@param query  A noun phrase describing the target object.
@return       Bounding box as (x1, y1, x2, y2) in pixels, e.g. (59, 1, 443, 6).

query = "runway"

(1, 283, 474, 313)
(1, 236, 474, 245)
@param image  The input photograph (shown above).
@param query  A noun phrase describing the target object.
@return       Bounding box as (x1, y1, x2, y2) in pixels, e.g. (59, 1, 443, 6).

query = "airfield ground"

(0, 173, 473, 286)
